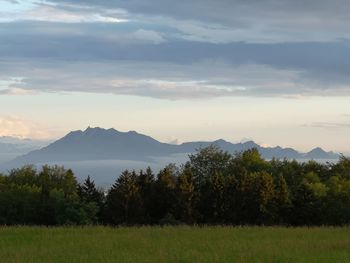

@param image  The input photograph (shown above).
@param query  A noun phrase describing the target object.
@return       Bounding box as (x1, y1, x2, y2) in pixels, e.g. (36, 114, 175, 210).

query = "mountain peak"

(214, 139, 229, 144)
(79, 127, 125, 138)
(310, 147, 324, 152)
(84, 126, 106, 133)
(242, 140, 258, 147)
(305, 147, 338, 159)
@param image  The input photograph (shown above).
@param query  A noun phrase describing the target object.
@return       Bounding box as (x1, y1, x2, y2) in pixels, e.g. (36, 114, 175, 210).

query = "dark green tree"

(189, 145, 232, 186)
(137, 167, 155, 224)
(78, 176, 104, 203)
(78, 176, 104, 223)
(106, 170, 141, 225)
(291, 172, 327, 225)
(175, 163, 196, 223)
(197, 171, 227, 223)
(153, 165, 177, 223)
(273, 174, 290, 224)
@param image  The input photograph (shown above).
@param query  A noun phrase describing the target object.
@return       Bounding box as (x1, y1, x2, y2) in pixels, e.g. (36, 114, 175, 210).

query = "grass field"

(0, 226, 350, 263)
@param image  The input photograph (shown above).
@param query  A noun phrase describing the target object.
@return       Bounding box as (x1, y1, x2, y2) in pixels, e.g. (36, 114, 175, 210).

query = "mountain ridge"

(5, 127, 339, 167)
(0, 136, 51, 163)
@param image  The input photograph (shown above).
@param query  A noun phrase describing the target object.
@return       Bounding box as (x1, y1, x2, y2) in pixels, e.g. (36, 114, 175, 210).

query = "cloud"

(306, 122, 350, 129)
(1, 21, 349, 71)
(42, 0, 350, 43)
(128, 29, 165, 44)
(0, 31, 350, 99)
(0, 59, 295, 98)
(0, 87, 37, 95)
(1, 4, 127, 23)
(1, 58, 349, 100)
(4, 0, 20, 4)
(4, 1, 350, 43)
(108, 79, 243, 100)
(0, 77, 38, 95)
(1, 1, 350, 100)
(104, 28, 166, 44)
(0, 116, 55, 139)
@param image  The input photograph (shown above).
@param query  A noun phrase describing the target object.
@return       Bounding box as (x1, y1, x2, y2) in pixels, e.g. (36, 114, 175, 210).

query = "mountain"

(0, 136, 50, 163)
(304, 147, 338, 159)
(6, 127, 339, 167)
(7, 127, 176, 164)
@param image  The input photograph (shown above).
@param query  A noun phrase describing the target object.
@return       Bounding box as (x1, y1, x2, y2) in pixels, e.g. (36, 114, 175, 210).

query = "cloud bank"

(0, 116, 54, 139)
(0, 0, 350, 100)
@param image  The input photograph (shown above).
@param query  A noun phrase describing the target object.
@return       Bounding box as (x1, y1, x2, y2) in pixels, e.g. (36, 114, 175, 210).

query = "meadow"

(0, 226, 350, 263)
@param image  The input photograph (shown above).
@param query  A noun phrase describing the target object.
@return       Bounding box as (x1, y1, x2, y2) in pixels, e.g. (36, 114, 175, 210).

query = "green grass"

(0, 226, 350, 263)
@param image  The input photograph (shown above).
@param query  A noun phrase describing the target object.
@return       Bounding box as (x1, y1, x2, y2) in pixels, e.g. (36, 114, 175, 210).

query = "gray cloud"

(0, 57, 349, 100)
(43, 0, 350, 43)
(46, 0, 350, 25)
(1, 21, 349, 70)
(4, 1, 350, 43)
(1, 1, 350, 99)
(1, 22, 350, 83)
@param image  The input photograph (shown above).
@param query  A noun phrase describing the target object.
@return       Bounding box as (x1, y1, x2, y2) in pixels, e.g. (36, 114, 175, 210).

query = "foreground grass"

(0, 226, 350, 263)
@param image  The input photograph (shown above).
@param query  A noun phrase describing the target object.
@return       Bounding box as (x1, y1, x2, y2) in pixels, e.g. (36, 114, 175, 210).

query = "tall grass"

(0, 226, 349, 263)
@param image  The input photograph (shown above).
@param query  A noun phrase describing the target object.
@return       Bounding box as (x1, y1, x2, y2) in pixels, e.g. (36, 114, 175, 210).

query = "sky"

(0, 0, 350, 153)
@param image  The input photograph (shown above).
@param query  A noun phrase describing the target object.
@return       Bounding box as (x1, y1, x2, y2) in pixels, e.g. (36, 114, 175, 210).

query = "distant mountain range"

(0, 136, 50, 163)
(5, 127, 339, 167)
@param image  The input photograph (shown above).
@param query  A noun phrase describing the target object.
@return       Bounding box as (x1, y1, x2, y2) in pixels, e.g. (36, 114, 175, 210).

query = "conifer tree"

(175, 163, 196, 223)
(137, 167, 155, 223)
(106, 170, 141, 224)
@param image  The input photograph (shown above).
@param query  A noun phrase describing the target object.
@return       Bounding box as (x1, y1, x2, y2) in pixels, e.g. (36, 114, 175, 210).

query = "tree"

(0, 183, 41, 225)
(2, 147, 350, 226)
(38, 165, 78, 200)
(175, 163, 196, 223)
(78, 176, 104, 223)
(189, 145, 232, 186)
(227, 168, 252, 224)
(323, 175, 350, 225)
(332, 155, 350, 180)
(273, 174, 290, 224)
(0, 173, 5, 192)
(137, 167, 155, 224)
(78, 176, 104, 203)
(153, 165, 177, 223)
(197, 171, 227, 223)
(106, 170, 141, 225)
(291, 172, 327, 225)
(229, 148, 270, 185)
(6, 165, 38, 186)
(249, 171, 275, 224)
(36, 165, 80, 225)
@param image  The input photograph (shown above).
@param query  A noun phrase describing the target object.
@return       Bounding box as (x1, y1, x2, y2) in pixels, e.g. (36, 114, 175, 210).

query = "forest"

(1, 146, 350, 226)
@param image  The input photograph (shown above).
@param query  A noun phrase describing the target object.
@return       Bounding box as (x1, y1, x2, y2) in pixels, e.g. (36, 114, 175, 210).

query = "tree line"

(1, 146, 350, 226)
